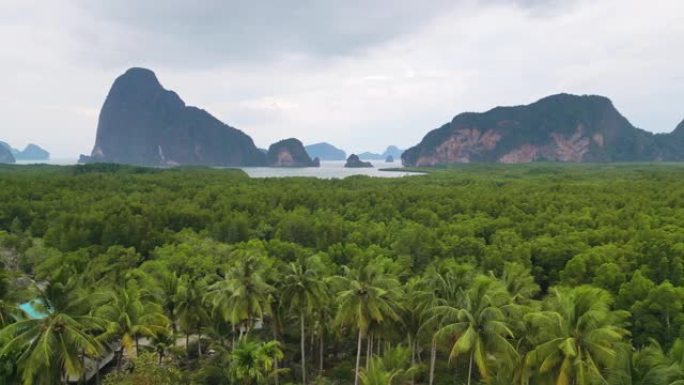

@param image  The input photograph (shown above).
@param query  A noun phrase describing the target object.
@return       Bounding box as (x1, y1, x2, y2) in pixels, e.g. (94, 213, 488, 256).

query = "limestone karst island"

(2, 2, 684, 385)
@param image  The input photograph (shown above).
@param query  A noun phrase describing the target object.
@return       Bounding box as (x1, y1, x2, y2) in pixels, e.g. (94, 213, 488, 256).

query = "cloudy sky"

(0, 0, 682, 158)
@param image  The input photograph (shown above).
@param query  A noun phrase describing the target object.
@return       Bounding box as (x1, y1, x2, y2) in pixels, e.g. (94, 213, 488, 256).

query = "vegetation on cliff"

(402, 93, 679, 166)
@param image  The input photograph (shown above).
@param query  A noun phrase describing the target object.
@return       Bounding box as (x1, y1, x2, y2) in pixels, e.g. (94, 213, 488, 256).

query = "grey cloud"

(72, 0, 574, 68)
(1, 0, 681, 158)
(73, 0, 459, 67)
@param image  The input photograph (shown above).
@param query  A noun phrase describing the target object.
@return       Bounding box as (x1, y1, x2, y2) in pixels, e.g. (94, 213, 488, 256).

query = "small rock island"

(344, 154, 373, 168)
(267, 138, 320, 167)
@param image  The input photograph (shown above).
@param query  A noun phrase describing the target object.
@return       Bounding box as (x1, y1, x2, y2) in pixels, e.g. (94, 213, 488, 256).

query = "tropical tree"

(281, 255, 327, 385)
(431, 275, 517, 385)
(96, 280, 169, 369)
(150, 330, 175, 365)
(359, 345, 421, 385)
(525, 285, 629, 385)
(206, 245, 274, 339)
(610, 340, 684, 385)
(176, 275, 209, 357)
(420, 261, 475, 385)
(0, 277, 108, 384)
(500, 262, 540, 305)
(102, 352, 181, 385)
(332, 262, 403, 385)
(0, 268, 22, 327)
(229, 339, 285, 385)
(154, 269, 182, 333)
(401, 276, 433, 385)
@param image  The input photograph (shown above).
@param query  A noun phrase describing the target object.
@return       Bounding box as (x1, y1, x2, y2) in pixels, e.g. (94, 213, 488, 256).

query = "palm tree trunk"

(301, 311, 307, 385)
(186, 332, 190, 356)
(271, 315, 281, 385)
(197, 329, 202, 357)
(467, 350, 474, 385)
(410, 336, 416, 385)
(319, 331, 324, 373)
(80, 351, 86, 385)
(355, 330, 363, 385)
(232, 324, 236, 351)
(376, 336, 380, 356)
(117, 347, 124, 372)
(366, 333, 372, 369)
(429, 339, 436, 385)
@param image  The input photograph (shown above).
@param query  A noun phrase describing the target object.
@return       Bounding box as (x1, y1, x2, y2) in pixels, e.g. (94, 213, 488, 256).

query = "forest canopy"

(2, 163, 684, 384)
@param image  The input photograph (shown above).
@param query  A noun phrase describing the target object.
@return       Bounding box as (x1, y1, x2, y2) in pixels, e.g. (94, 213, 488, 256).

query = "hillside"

(402, 94, 672, 166)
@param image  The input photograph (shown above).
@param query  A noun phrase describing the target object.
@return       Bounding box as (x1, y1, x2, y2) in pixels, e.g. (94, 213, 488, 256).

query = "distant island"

(344, 154, 373, 168)
(78, 69, 684, 168)
(0, 142, 14, 163)
(0, 141, 49, 162)
(358, 145, 404, 160)
(305, 142, 346, 161)
(267, 138, 319, 167)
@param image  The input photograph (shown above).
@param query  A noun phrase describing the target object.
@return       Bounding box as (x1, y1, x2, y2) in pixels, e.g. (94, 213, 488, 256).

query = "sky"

(0, 0, 682, 158)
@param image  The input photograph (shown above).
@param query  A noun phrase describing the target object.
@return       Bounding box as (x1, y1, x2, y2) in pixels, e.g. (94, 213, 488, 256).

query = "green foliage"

(2, 164, 684, 384)
(229, 339, 285, 385)
(102, 352, 181, 385)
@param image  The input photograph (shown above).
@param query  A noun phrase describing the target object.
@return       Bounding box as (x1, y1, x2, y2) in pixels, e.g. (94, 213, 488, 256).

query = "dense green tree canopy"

(1, 163, 684, 384)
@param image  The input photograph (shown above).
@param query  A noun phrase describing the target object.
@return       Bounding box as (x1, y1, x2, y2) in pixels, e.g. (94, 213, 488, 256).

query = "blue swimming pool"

(19, 300, 49, 319)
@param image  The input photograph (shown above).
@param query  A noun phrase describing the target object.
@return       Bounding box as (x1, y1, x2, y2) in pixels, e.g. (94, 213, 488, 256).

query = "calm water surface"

(15, 159, 422, 178)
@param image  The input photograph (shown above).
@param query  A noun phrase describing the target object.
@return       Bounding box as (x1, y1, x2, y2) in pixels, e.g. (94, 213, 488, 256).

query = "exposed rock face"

(267, 138, 319, 167)
(305, 142, 346, 161)
(402, 94, 669, 166)
(88, 68, 265, 166)
(0, 142, 15, 163)
(14, 144, 49, 160)
(345, 154, 373, 168)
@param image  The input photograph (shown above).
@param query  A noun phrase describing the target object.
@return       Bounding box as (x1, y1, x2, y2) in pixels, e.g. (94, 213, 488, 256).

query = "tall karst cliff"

(402, 94, 679, 166)
(87, 68, 266, 167)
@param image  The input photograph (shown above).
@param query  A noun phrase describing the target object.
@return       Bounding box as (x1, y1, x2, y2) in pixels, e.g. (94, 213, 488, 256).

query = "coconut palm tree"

(155, 270, 182, 333)
(401, 277, 433, 385)
(609, 339, 684, 385)
(525, 285, 629, 385)
(96, 280, 169, 370)
(229, 339, 284, 385)
(419, 261, 475, 385)
(500, 262, 540, 306)
(176, 275, 209, 357)
(0, 277, 108, 384)
(0, 268, 22, 328)
(431, 275, 517, 385)
(359, 346, 421, 385)
(281, 256, 327, 385)
(150, 331, 175, 365)
(331, 263, 403, 385)
(206, 249, 274, 339)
